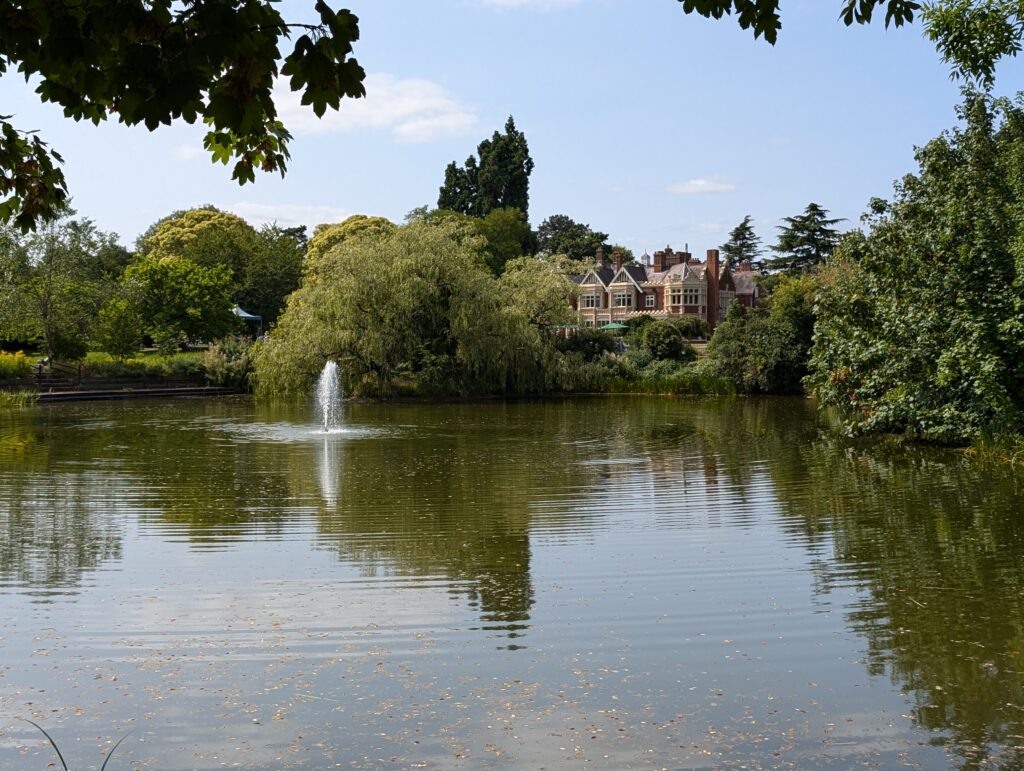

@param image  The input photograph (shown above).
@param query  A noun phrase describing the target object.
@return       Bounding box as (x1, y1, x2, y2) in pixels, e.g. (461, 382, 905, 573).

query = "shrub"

(555, 327, 617, 362)
(642, 321, 697, 362)
(203, 337, 253, 389)
(0, 351, 34, 378)
(153, 326, 187, 356)
(50, 328, 88, 362)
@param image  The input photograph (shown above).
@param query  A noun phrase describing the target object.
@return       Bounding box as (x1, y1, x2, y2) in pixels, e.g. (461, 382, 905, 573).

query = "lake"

(1, 396, 1023, 769)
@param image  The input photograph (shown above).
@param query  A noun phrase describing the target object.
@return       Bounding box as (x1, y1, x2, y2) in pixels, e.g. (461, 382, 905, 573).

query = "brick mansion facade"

(571, 246, 760, 332)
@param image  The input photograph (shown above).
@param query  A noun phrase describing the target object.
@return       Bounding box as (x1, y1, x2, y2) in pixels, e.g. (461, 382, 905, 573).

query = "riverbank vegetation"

(2, 93, 1023, 460)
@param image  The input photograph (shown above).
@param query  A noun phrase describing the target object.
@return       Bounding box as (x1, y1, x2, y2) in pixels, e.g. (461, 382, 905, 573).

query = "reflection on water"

(1, 397, 1022, 768)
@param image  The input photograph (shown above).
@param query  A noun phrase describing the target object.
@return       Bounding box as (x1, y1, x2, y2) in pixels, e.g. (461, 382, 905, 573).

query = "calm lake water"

(1, 396, 1023, 769)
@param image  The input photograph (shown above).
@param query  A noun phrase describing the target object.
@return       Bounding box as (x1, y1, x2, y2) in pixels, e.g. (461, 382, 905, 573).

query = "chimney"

(706, 249, 721, 330)
(613, 251, 624, 272)
(596, 244, 608, 268)
(653, 249, 665, 272)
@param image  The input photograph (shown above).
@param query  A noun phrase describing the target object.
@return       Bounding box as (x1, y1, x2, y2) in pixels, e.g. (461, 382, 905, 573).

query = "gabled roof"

(574, 265, 616, 287)
(608, 264, 647, 291)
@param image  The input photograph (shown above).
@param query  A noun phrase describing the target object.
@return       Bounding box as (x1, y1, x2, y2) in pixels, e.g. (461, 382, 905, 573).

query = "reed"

(20, 718, 129, 771)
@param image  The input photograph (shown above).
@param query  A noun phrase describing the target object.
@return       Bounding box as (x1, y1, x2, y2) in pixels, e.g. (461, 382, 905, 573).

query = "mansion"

(571, 246, 760, 331)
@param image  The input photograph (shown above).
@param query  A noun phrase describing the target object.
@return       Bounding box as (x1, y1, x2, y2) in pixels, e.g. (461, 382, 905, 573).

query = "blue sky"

(2, 0, 1020, 252)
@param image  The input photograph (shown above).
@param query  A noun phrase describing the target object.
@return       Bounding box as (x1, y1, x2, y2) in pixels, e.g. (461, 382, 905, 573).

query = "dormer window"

(612, 291, 633, 308)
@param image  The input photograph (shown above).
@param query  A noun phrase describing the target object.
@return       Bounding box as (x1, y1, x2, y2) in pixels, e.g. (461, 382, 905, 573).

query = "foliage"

(141, 207, 256, 279)
(0, 211, 113, 361)
(554, 328, 617, 362)
(499, 256, 576, 326)
(0, 1, 366, 230)
(673, 0, 921, 45)
(807, 92, 1024, 443)
(0, 389, 38, 407)
(707, 274, 818, 394)
(476, 208, 537, 274)
(306, 214, 397, 266)
(203, 337, 254, 389)
(93, 295, 142, 360)
(923, 0, 1024, 89)
(438, 117, 534, 218)
(674, 2, 1024, 89)
(408, 208, 534, 276)
(643, 320, 698, 362)
(239, 223, 305, 323)
(124, 257, 236, 344)
(720, 214, 763, 267)
(536, 214, 608, 261)
(254, 219, 561, 397)
(138, 206, 302, 323)
(82, 351, 205, 379)
(767, 203, 842, 274)
(0, 350, 32, 378)
(603, 358, 735, 396)
(673, 315, 710, 338)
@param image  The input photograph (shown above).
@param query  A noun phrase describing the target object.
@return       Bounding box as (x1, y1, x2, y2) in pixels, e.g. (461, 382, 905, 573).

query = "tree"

(437, 117, 534, 218)
(124, 257, 236, 345)
(807, 92, 1024, 443)
(239, 224, 306, 324)
(672, 1, 1021, 88)
(254, 219, 565, 397)
(767, 203, 842, 273)
(0, 211, 114, 360)
(0, 1, 366, 232)
(476, 208, 537, 275)
(139, 206, 305, 323)
(536, 214, 609, 261)
(706, 274, 818, 394)
(720, 215, 763, 266)
(306, 214, 397, 266)
(141, 207, 259, 284)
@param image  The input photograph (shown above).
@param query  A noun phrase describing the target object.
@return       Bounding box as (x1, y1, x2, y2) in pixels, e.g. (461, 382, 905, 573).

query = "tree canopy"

(0, 0, 366, 231)
(139, 206, 305, 323)
(253, 219, 575, 397)
(807, 91, 1024, 443)
(720, 214, 763, 266)
(536, 214, 609, 261)
(437, 117, 534, 219)
(767, 203, 842, 273)
(673, 0, 1022, 88)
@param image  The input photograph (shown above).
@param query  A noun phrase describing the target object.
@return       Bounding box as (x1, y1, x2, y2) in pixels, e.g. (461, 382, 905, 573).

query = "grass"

(0, 350, 35, 378)
(19, 718, 130, 770)
(0, 389, 39, 408)
(964, 432, 1024, 466)
(81, 350, 205, 379)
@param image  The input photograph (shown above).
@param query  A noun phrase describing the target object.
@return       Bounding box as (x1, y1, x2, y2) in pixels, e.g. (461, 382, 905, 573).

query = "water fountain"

(316, 360, 342, 432)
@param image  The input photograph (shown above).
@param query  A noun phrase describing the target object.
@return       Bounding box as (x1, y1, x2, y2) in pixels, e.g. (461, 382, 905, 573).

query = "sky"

(1, 0, 1021, 253)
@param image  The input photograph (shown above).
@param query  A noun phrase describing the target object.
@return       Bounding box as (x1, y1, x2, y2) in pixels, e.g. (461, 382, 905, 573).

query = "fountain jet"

(316, 361, 341, 432)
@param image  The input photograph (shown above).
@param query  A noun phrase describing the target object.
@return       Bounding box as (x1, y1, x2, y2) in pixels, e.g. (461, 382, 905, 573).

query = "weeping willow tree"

(253, 219, 576, 397)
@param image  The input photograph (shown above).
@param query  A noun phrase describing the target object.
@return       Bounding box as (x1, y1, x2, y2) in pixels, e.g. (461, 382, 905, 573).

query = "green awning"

(600, 322, 628, 330)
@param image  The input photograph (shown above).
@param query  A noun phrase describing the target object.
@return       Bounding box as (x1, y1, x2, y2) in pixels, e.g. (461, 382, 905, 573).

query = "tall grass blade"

(19, 718, 68, 771)
(100, 731, 132, 770)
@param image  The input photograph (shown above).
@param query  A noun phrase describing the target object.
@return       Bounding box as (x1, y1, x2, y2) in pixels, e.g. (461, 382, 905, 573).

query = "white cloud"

(667, 178, 736, 195)
(173, 145, 204, 160)
(692, 222, 725, 234)
(275, 73, 478, 143)
(229, 202, 352, 231)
